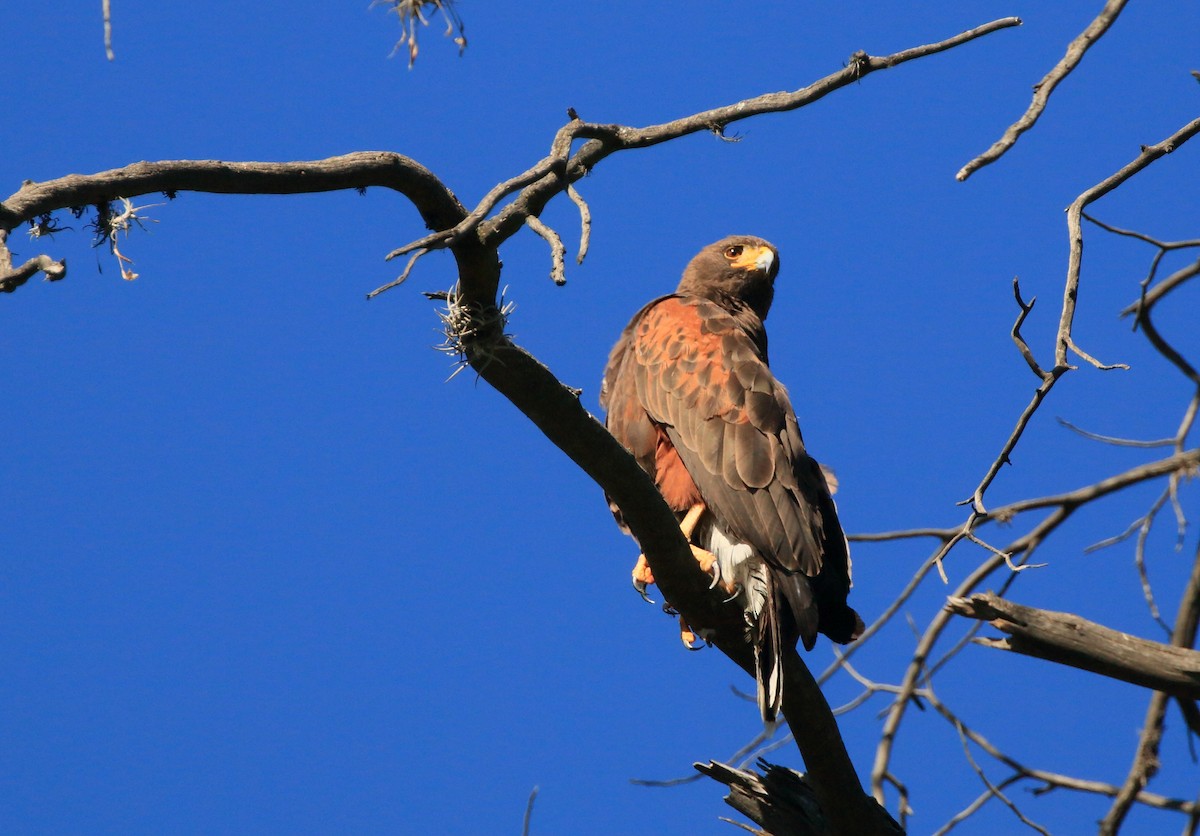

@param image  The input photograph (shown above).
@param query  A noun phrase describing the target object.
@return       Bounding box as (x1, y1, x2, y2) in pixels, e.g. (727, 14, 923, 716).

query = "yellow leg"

(631, 503, 716, 601)
(630, 504, 722, 652)
(679, 503, 706, 539)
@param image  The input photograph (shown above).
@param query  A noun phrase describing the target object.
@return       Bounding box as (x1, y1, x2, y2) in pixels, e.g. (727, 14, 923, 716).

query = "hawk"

(600, 235, 863, 723)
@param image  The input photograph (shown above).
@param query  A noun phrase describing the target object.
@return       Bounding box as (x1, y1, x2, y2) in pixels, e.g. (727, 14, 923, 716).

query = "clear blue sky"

(4, 3, 1199, 834)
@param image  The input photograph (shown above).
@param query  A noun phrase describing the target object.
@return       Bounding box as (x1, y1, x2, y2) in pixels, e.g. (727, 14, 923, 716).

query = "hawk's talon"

(631, 553, 656, 604)
(723, 582, 742, 604)
(707, 561, 722, 590)
(688, 543, 722, 590)
(680, 616, 704, 650)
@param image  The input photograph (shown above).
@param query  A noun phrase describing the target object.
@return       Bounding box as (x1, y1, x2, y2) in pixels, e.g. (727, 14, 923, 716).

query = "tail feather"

(754, 581, 785, 724)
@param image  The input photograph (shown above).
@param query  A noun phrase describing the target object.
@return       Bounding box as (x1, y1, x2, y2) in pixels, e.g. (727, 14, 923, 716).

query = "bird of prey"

(600, 235, 862, 723)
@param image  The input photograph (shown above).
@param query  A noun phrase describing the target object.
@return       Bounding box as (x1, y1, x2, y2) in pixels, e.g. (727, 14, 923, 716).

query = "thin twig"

(1060, 117, 1200, 368)
(102, 0, 114, 60)
(1010, 277, 1047, 379)
(1058, 417, 1175, 448)
(1082, 212, 1200, 252)
(566, 184, 591, 265)
(521, 785, 539, 836)
(367, 247, 430, 298)
(949, 711, 1050, 835)
(524, 215, 567, 285)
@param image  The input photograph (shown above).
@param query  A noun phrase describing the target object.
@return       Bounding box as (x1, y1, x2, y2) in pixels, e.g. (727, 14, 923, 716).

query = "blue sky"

(4, 3, 1200, 834)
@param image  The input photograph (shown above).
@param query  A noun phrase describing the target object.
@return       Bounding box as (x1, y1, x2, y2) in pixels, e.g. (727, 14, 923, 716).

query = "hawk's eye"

(724, 245, 743, 259)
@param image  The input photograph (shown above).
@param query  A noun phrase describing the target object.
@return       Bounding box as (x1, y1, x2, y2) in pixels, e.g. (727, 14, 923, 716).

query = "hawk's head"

(676, 235, 780, 321)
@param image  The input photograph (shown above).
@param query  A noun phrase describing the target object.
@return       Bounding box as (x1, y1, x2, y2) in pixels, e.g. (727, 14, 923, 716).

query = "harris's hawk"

(600, 235, 862, 723)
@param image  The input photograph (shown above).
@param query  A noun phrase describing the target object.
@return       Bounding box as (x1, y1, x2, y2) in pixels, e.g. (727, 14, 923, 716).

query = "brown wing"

(603, 295, 849, 591)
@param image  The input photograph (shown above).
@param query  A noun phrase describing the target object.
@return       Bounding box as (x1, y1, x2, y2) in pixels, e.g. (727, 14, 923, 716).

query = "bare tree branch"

(957, 0, 1129, 181)
(521, 785, 539, 836)
(922, 687, 1199, 831)
(871, 449, 1200, 804)
(947, 592, 1200, 699)
(1100, 539, 1200, 833)
(1058, 417, 1176, 449)
(388, 17, 1022, 278)
(1059, 117, 1200, 367)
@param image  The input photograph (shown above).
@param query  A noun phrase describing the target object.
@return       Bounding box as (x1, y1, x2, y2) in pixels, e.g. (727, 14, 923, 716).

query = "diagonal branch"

(957, 0, 1130, 181)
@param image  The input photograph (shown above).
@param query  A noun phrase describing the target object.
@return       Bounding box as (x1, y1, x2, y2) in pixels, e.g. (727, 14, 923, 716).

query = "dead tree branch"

(958, 114, 1200, 518)
(695, 759, 863, 836)
(947, 592, 1200, 699)
(921, 687, 1199, 833)
(386, 17, 1021, 289)
(870, 447, 1200, 805)
(1100, 539, 1200, 833)
(957, 0, 1129, 181)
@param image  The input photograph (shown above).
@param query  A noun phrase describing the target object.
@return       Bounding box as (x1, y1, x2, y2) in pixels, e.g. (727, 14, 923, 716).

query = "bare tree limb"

(1125, 257, 1200, 318)
(921, 687, 1199, 832)
(389, 17, 1022, 275)
(947, 592, 1200, 699)
(0, 153, 467, 235)
(565, 184, 591, 265)
(1100, 539, 1200, 833)
(1058, 417, 1176, 449)
(952, 114, 1200, 519)
(524, 215, 567, 285)
(957, 0, 1129, 181)
(521, 785, 539, 836)
(871, 449, 1199, 803)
